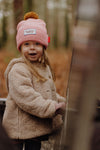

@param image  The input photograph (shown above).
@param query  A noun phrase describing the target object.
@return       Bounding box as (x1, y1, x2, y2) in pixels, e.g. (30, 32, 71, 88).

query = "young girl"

(2, 12, 66, 150)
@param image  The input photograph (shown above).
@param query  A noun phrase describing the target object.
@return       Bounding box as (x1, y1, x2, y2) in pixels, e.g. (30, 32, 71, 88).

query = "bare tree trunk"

(23, 0, 33, 14)
(2, 15, 7, 47)
(44, 0, 48, 24)
(53, 0, 59, 48)
(13, 0, 23, 28)
(0, 0, 8, 48)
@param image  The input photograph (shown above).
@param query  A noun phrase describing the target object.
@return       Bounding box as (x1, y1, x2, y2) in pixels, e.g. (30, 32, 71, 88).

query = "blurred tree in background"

(13, 0, 23, 28)
(1, 15, 7, 47)
(0, 0, 73, 50)
(23, 0, 33, 14)
(0, 0, 8, 48)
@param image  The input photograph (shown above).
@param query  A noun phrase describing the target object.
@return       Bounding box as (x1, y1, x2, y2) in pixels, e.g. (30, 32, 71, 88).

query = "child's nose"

(30, 44, 35, 49)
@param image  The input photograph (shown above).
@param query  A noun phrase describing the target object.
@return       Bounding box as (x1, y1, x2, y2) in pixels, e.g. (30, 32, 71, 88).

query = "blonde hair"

(22, 49, 56, 82)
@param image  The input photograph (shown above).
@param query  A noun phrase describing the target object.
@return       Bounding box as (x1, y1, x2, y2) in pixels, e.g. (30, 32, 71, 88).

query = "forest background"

(0, 0, 73, 98)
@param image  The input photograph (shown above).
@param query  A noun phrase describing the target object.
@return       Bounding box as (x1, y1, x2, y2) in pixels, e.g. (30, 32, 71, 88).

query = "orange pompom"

(24, 12, 39, 20)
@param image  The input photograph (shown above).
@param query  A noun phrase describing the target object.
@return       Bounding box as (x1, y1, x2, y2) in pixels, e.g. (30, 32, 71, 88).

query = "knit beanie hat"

(16, 12, 48, 50)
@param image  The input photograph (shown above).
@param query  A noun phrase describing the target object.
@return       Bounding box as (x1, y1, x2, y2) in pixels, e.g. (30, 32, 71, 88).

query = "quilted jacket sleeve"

(8, 64, 58, 118)
(56, 93, 66, 103)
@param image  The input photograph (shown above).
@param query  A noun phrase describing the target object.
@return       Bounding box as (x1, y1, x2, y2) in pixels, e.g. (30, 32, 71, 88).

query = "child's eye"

(35, 42, 40, 45)
(24, 42, 29, 46)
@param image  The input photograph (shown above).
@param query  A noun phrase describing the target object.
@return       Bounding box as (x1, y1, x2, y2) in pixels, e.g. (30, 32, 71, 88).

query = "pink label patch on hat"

(24, 29, 36, 35)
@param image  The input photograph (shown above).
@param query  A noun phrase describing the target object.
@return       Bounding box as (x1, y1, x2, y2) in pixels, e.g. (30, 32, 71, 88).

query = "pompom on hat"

(16, 12, 48, 50)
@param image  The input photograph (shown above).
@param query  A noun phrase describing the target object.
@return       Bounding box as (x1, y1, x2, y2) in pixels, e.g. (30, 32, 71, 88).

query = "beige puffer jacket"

(3, 57, 65, 139)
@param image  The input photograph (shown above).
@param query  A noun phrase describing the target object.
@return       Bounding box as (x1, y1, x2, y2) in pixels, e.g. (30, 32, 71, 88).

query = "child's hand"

(55, 102, 66, 111)
(55, 102, 66, 116)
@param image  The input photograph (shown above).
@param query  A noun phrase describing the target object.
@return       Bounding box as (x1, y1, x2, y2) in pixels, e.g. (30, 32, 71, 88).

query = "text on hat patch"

(24, 29, 36, 35)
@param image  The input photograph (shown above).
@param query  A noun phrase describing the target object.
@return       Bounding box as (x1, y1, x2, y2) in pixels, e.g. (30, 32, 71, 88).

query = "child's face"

(21, 41, 43, 62)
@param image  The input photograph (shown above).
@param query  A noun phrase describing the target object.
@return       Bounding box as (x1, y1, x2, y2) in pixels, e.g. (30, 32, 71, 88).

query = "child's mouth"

(29, 53, 37, 56)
